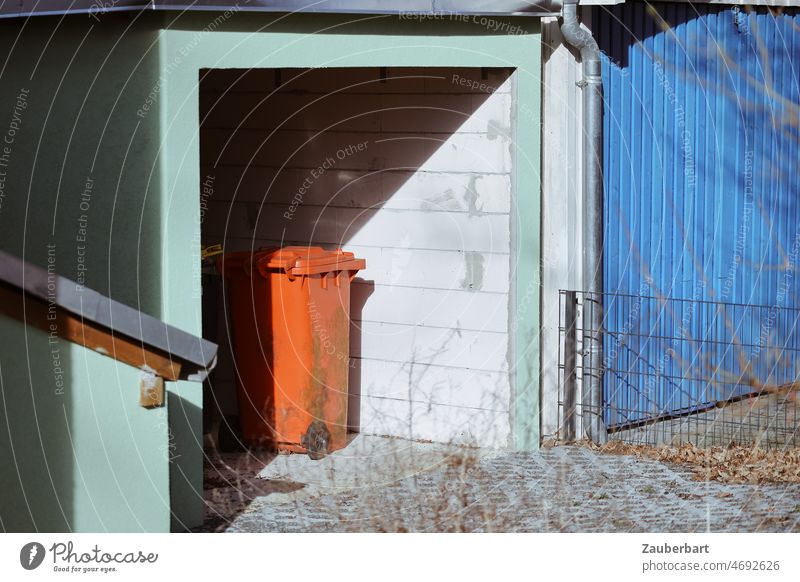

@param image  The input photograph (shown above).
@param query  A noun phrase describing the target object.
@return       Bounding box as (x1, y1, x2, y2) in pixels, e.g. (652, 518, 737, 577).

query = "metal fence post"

(563, 291, 578, 442)
(582, 292, 608, 444)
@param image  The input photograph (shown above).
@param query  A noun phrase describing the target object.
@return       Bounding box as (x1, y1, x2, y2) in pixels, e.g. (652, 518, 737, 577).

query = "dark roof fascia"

(0, 0, 562, 20)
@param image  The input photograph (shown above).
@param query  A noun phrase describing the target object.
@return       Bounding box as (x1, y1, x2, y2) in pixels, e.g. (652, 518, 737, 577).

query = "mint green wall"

(0, 14, 172, 532)
(159, 12, 542, 450)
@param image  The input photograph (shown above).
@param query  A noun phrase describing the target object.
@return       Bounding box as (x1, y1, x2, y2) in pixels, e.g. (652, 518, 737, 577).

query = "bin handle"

(255, 260, 267, 279)
(241, 259, 255, 278)
(254, 259, 296, 281)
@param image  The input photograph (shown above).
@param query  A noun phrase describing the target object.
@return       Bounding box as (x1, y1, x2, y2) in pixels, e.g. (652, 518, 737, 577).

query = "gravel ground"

(198, 437, 800, 533)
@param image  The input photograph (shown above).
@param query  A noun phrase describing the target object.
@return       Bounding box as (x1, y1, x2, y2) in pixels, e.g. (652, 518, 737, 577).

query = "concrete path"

(200, 435, 800, 532)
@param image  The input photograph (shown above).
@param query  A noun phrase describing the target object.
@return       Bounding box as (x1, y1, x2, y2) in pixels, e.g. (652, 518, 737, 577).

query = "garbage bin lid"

(257, 246, 365, 276)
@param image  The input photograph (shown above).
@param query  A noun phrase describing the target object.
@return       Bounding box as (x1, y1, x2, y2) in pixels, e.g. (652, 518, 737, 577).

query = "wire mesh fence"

(558, 290, 799, 449)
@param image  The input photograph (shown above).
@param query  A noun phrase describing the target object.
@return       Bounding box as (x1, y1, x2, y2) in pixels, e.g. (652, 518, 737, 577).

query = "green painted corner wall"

(0, 317, 172, 532)
(158, 11, 541, 451)
(0, 14, 172, 532)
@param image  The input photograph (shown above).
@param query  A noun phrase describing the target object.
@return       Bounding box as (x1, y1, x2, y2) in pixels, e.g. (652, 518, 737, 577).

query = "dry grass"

(583, 439, 800, 484)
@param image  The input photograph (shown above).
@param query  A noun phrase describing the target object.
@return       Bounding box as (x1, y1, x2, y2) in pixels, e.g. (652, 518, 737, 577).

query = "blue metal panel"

(595, 4, 800, 425)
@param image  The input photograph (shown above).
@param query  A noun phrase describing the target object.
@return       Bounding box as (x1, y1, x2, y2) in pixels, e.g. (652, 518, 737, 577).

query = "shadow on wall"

(198, 67, 513, 248)
(168, 11, 535, 39)
(0, 16, 168, 532)
(0, 308, 74, 532)
(348, 278, 376, 432)
(168, 390, 203, 532)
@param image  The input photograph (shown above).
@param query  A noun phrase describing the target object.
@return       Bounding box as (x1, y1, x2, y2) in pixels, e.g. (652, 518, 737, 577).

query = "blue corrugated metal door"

(595, 4, 800, 426)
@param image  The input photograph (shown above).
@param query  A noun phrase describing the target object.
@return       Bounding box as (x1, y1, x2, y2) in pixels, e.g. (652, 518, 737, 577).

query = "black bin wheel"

(301, 420, 330, 460)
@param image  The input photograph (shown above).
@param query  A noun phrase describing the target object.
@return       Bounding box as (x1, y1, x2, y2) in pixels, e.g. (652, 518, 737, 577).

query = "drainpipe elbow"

(560, 0, 601, 70)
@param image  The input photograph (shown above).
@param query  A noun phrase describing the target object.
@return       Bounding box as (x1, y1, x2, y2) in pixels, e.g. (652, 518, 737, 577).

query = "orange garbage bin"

(217, 246, 365, 459)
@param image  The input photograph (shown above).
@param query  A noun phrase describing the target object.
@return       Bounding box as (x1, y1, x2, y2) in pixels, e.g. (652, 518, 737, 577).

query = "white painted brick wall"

(201, 67, 515, 448)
